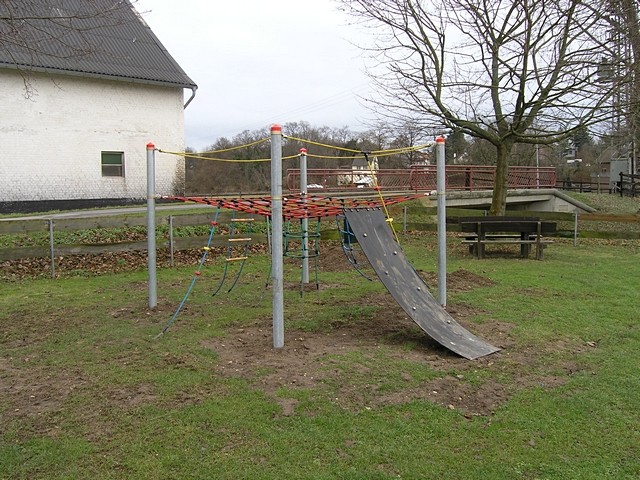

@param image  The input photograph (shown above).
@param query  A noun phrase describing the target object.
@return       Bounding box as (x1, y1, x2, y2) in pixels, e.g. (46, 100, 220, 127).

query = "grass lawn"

(1, 231, 639, 479)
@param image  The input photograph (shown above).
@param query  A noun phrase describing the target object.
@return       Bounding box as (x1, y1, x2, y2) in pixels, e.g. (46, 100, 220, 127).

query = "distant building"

(0, 0, 197, 212)
(591, 146, 632, 192)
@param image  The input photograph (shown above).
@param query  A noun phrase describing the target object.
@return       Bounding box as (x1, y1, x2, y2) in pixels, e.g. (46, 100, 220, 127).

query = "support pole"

(299, 148, 309, 284)
(436, 136, 447, 307)
(147, 142, 157, 309)
(403, 205, 408, 235)
(270, 125, 284, 348)
(48, 219, 55, 278)
(168, 215, 175, 267)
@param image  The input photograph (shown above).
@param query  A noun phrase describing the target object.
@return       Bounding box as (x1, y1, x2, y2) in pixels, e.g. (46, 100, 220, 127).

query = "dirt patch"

(418, 268, 496, 292)
(198, 282, 580, 418)
(317, 241, 373, 273)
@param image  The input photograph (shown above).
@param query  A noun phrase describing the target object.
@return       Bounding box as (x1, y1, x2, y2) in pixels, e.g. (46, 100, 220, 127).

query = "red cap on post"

(146, 142, 155, 149)
(299, 148, 307, 154)
(435, 136, 445, 143)
(271, 124, 282, 133)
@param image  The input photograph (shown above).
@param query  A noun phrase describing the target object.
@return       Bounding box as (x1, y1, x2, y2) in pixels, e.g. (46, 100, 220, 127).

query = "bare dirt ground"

(1, 243, 587, 429)
(204, 245, 583, 418)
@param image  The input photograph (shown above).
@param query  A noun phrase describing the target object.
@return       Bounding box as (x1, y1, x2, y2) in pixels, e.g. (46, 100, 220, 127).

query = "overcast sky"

(135, 0, 376, 149)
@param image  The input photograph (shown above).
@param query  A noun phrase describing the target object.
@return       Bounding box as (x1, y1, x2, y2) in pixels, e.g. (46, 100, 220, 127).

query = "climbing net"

(158, 133, 434, 240)
(162, 192, 425, 220)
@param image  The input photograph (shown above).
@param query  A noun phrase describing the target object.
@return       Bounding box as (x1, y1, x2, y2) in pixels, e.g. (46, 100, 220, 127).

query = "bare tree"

(606, 0, 640, 173)
(339, 0, 626, 214)
(0, 0, 140, 98)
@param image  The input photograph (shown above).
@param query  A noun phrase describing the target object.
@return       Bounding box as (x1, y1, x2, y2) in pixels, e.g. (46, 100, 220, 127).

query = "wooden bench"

(458, 216, 556, 260)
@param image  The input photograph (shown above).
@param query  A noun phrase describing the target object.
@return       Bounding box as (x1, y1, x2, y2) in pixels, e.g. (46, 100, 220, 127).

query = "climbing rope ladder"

(157, 208, 222, 337)
(158, 207, 257, 336)
(210, 210, 255, 296)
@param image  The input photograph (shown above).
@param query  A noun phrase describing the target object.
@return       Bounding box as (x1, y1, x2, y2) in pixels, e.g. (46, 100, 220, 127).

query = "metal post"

(535, 144, 540, 188)
(573, 212, 579, 247)
(436, 136, 447, 307)
(147, 142, 157, 309)
(403, 205, 407, 235)
(168, 215, 175, 267)
(270, 125, 284, 348)
(48, 219, 55, 278)
(299, 148, 309, 284)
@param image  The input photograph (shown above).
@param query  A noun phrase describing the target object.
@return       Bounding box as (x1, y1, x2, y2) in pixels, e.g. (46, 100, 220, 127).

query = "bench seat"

(461, 235, 554, 259)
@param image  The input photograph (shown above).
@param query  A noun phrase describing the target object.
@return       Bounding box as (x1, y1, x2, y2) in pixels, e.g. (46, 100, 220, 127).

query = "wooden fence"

(619, 173, 640, 197)
(0, 211, 267, 277)
(1, 207, 638, 277)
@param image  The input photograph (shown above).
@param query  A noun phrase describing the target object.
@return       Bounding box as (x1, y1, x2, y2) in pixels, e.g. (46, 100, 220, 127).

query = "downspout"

(183, 86, 197, 109)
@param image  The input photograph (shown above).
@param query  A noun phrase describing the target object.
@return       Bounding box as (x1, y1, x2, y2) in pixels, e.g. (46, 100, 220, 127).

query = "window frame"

(101, 151, 125, 177)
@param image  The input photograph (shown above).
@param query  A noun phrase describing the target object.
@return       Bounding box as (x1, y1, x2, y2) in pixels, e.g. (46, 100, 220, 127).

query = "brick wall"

(0, 70, 186, 202)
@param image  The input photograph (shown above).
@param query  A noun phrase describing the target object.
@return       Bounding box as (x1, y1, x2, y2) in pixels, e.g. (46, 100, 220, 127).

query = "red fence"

(286, 165, 557, 192)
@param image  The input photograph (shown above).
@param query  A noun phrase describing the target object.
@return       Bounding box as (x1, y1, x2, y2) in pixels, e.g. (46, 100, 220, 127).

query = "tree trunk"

(489, 143, 511, 215)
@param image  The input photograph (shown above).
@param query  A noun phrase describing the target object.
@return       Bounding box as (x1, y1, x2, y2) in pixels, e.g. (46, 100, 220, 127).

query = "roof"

(0, 0, 196, 89)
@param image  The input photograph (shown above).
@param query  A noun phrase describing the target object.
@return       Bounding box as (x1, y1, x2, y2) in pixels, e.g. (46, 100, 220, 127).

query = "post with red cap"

(435, 136, 446, 307)
(299, 148, 309, 284)
(146, 142, 158, 308)
(270, 125, 284, 348)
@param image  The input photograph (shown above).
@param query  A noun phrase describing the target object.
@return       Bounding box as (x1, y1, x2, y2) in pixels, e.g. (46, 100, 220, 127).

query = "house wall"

(0, 70, 186, 204)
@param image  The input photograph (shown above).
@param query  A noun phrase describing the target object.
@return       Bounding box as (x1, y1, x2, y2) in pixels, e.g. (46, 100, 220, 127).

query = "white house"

(0, 0, 197, 212)
(337, 157, 379, 188)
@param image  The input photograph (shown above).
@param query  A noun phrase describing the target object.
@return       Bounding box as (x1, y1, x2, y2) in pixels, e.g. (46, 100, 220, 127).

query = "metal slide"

(343, 208, 500, 360)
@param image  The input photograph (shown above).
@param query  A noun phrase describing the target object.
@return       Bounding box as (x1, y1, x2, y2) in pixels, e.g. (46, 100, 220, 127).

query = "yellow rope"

(158, 151, 299, 163)
(285, 136, 361, 153)
(158, 135, 433, 165)
(364, 155, 400, 243)
(159, 151, 271, 163)
(370, 142, 434, 155)
(288, 137, 434, 160)
(305, 153, 363, 160)
(200, 137, 270, 154)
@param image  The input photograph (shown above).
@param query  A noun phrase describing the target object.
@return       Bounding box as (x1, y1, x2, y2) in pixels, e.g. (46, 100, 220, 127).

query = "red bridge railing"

(286, 165, 557, 192)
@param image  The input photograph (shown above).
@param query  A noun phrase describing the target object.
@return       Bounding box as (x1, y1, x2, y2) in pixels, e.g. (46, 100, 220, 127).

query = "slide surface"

(343, 208, 500, 360)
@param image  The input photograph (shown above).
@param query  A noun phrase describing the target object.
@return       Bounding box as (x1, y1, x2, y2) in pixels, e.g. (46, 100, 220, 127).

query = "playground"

(1, 131, 639, 476)
(1, 228, 639, 478)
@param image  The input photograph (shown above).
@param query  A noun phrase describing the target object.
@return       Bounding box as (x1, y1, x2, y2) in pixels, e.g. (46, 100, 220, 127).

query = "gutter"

(1, 63, 198, 98)
(183, 85, 197, 109)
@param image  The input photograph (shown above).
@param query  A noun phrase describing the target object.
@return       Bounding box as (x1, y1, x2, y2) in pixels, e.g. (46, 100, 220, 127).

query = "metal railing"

(287, 165, 557, 192)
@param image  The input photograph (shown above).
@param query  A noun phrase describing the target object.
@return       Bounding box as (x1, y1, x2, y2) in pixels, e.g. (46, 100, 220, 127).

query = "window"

(101, 151, 124, 177)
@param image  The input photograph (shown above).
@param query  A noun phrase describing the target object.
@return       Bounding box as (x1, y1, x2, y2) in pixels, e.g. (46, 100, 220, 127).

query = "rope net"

(162, 193, 425, 220)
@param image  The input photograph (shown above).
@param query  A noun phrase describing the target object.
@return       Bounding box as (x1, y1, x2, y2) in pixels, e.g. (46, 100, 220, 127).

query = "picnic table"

(459, 216, 556, 260)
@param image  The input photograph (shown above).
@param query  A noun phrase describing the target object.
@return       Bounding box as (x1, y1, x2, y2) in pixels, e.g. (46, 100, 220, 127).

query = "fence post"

(573, 212, 579, 247)
(620, 172, 624, 198)
(436, 136, 447, 308)
(168, 215, 175, 267)
(48, 219, 55, 278)
(271, 125, 284, 349)
(403, 205, 407, 235)
(147, 142, 157, 309)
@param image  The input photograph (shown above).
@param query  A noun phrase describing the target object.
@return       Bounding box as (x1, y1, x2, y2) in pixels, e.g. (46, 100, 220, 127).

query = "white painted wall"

(0, 70, 186, 202)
